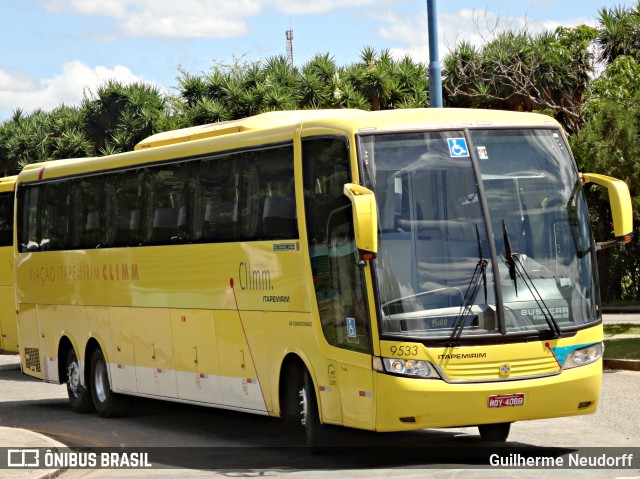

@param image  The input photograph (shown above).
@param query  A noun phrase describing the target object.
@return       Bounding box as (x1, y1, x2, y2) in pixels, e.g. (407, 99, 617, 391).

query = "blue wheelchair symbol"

(346, 317, 357, 338)
(447, 138, 470, 158)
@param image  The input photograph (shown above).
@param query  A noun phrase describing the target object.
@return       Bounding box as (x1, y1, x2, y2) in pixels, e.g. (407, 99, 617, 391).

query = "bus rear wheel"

(90, 348, 129, 418)
(65, 348, 94, 413)
(478, 422, 511, 442)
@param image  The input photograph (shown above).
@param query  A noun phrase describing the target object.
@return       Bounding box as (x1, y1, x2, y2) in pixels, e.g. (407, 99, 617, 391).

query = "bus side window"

(40, 181, 71, 251)
(19, 186, 40, 252)
(0, 192, 14, 247)
(238, 145, 297, 241)
(109, 170, 145, 247)
(71, 176, 106, 249)
(147, 163, 190, 245)
(196, 156, 240, 243)
(256, 146, 297, 240)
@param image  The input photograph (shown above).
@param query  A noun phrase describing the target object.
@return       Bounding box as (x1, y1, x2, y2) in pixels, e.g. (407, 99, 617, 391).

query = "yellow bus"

(14, 109, 632, 446)
(0, 175, 18, 353)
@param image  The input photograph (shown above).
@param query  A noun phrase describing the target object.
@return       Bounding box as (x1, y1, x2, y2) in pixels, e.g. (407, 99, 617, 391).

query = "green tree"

(572, 89, 640, 301)
(597, 3, 640, 64)
(82, 81, 166, 154)
(443, 25, 596, 133)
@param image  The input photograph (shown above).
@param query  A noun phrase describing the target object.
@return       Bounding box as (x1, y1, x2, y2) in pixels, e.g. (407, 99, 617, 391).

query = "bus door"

(302, 136, 374, 429)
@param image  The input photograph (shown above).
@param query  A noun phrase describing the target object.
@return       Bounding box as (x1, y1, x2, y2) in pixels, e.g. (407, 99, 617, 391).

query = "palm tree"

(82, 81, 166, 154)
(596, 4, 640, 65)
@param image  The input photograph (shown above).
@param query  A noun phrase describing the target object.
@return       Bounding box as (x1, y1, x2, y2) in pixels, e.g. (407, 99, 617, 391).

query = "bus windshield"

(360, 128, 598, 341)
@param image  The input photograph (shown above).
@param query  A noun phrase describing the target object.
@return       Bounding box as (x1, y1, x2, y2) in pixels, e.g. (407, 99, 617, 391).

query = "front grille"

(439, 355, 560, 382)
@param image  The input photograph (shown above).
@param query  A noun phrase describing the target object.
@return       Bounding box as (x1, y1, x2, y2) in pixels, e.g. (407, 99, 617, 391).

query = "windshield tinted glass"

(360, 128, 598, 340)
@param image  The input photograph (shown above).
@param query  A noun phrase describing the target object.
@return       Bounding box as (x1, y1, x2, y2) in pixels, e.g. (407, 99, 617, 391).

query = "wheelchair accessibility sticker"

(447, 138, 470, 158)
(347, 317, 357, 338)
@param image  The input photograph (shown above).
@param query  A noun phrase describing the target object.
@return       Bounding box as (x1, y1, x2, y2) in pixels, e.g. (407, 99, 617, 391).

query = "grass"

(603, 339, 640, 360)
(603, 324, 640, 336)
(603, 323, 640, 360)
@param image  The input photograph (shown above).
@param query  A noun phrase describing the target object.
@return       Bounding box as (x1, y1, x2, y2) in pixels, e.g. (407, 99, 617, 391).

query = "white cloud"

(271, 0, 375, 15)
(44, 0, 381, 40)
(375, 8, 599, 64)
(0, 61, 145, 117)
(45, 0, 262, 39)
(46, 0, 128, 18)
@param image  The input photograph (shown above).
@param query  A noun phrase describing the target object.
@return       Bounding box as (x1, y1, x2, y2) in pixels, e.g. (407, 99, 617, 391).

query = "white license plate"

(488, 393, 525, 408)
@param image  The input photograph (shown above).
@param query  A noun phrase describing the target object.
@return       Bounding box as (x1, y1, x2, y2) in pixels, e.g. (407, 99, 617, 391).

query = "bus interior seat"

(262, 195, 296, 238)
(84, 211, 100, 247)
(203, 198, 237, 241)
(151, 207, 179, 244)
(113, 209, 140, 246)
(177, 205, 187, 238)
(129, 209, 141, 232)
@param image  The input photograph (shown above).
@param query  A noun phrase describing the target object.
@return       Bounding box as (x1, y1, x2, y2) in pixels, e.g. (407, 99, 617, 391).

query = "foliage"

(81, 81, 167, 154)
(597, 2, 640, 64)
(174, 47, 428, 122)
(571, 91, 640, 301)
(443, 25, 596, 133)
(583, 55, 640, 121)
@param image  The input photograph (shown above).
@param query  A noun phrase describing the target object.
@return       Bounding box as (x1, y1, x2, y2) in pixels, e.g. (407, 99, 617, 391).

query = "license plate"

(488, 393, 525, 408)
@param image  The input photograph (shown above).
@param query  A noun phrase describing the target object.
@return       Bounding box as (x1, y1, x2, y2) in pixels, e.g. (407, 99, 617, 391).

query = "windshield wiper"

(502, 220, 561, 339)
(502, 221, 517, 295)
(448, 225, 488, 346)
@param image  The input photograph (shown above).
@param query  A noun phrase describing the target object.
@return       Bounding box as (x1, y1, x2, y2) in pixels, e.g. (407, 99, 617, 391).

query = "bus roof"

(134, 109, 364, 150)
(17, 108, 562, 184)
(0, 175, 16, 194)
(135, 108, 560, 150)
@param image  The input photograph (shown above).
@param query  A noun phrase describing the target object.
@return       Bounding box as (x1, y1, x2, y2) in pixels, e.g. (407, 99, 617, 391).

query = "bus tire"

(90, 348, 129, 418)
(65, 348, 94, 413)
(478, 422, 511, 442)
(300, 370, 334, 450)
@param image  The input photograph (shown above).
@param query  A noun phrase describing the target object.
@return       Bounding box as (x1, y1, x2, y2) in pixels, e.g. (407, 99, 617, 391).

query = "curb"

(603, 358, 640, 371)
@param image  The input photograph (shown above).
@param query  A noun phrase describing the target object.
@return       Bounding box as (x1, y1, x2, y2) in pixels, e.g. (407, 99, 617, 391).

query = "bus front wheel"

(300, 370, 334, 449)
(90, 348, 129, 418)
(65, 348, 94, 413)
(478, 423, 511, 442)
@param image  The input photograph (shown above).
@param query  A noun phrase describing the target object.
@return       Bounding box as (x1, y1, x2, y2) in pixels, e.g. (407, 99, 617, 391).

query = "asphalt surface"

(0, 313, 637, 479)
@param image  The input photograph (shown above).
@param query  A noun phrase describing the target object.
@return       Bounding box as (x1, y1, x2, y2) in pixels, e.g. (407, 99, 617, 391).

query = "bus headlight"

(563, 343, 604, 369)
(373, 357, 440, 379)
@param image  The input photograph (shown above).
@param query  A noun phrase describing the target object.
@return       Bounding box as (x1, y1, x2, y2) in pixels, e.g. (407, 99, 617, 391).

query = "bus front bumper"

(373, 361, 602, 432)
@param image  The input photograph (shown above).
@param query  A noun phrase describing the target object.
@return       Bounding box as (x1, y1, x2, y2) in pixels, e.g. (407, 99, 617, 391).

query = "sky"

(0, 0, 635, 120)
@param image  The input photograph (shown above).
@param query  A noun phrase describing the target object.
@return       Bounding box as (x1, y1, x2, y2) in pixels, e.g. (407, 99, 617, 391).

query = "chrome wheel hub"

(299, 387, 307, 426)
(94, 359, 107, 403)
(67, 361, 81, 396)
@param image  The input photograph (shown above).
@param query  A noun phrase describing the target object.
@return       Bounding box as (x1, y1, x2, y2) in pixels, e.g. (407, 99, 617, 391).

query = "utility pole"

(426, 0, 443, 107)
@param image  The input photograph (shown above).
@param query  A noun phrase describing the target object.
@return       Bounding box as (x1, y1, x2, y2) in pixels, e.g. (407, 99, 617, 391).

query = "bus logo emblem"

(498, 363, 511, 377)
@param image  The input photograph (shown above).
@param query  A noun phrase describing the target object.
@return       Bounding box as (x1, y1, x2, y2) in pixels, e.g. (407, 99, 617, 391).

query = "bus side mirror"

(343, 183, 378, 256)
(581, 173, 634, 248)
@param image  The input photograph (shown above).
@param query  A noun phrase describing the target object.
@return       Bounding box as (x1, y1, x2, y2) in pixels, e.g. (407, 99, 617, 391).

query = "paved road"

(0, 353, 637, 479)
(602, 313, 640, 324)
